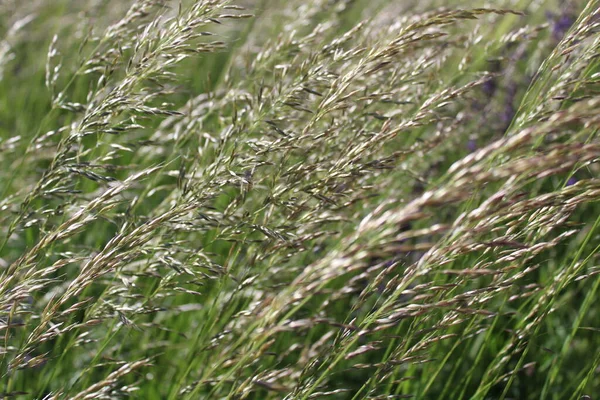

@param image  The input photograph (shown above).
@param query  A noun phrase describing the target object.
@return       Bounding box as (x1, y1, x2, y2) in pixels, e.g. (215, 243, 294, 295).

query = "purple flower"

(501, 104, 515, 126)
(482, 78, 496, 97)
(547, 10, 575, 41)
(467, 139, 477, 153)
(566, 177, 577, 186)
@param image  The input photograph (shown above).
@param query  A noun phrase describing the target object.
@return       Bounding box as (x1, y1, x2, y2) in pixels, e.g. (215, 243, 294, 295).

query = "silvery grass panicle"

(0, 0, 599, 399)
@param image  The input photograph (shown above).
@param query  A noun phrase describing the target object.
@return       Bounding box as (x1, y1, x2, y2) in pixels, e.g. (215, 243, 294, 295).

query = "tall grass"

(0, 0, 599, 398)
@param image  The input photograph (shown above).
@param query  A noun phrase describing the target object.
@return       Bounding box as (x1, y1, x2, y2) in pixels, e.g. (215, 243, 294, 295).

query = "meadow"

(0, 0, 599, 398)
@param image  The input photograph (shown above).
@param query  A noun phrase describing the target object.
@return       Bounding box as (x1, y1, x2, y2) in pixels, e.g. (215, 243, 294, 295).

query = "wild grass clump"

(0, 0, 599, 398)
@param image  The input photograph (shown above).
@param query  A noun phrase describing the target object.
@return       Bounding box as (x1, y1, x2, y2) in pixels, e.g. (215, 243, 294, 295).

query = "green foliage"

(0, 0, 598, 398)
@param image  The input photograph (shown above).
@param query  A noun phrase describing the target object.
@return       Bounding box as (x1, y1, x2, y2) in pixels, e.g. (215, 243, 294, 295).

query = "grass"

(0, 0, 599, 398)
